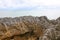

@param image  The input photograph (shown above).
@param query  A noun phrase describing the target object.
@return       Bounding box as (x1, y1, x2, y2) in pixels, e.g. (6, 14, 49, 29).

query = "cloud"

(40, 0, 60, 6)
(0, 0, 60, 9)
(0, 0, 40, 8)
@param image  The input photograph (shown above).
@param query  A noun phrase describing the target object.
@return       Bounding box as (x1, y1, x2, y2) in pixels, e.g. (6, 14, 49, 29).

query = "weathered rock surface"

(0, 16, 60, 40)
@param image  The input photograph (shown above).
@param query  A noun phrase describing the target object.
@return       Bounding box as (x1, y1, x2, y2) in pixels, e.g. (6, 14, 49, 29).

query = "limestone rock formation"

(0, 16, 60, 40)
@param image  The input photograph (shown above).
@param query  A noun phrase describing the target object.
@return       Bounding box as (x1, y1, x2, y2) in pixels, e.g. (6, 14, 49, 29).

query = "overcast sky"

(0, 0, 60, 19)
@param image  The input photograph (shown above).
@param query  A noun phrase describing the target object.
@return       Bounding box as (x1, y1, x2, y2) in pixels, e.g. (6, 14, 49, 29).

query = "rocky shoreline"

(0, 16, 60, 40)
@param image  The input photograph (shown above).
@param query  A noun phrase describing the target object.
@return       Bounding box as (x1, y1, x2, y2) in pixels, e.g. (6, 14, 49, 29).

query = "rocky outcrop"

(0, 16, 60, 40)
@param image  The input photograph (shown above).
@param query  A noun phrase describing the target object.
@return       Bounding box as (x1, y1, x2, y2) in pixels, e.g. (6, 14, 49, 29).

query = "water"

(0, 9, 60, 20)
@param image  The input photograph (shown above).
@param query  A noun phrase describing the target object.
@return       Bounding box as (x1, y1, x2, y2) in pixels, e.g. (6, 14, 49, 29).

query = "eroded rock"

(0, 16, 60, 40)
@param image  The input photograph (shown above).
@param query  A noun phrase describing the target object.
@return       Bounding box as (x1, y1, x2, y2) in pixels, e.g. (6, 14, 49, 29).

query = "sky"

(0, 0, 60, 19)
